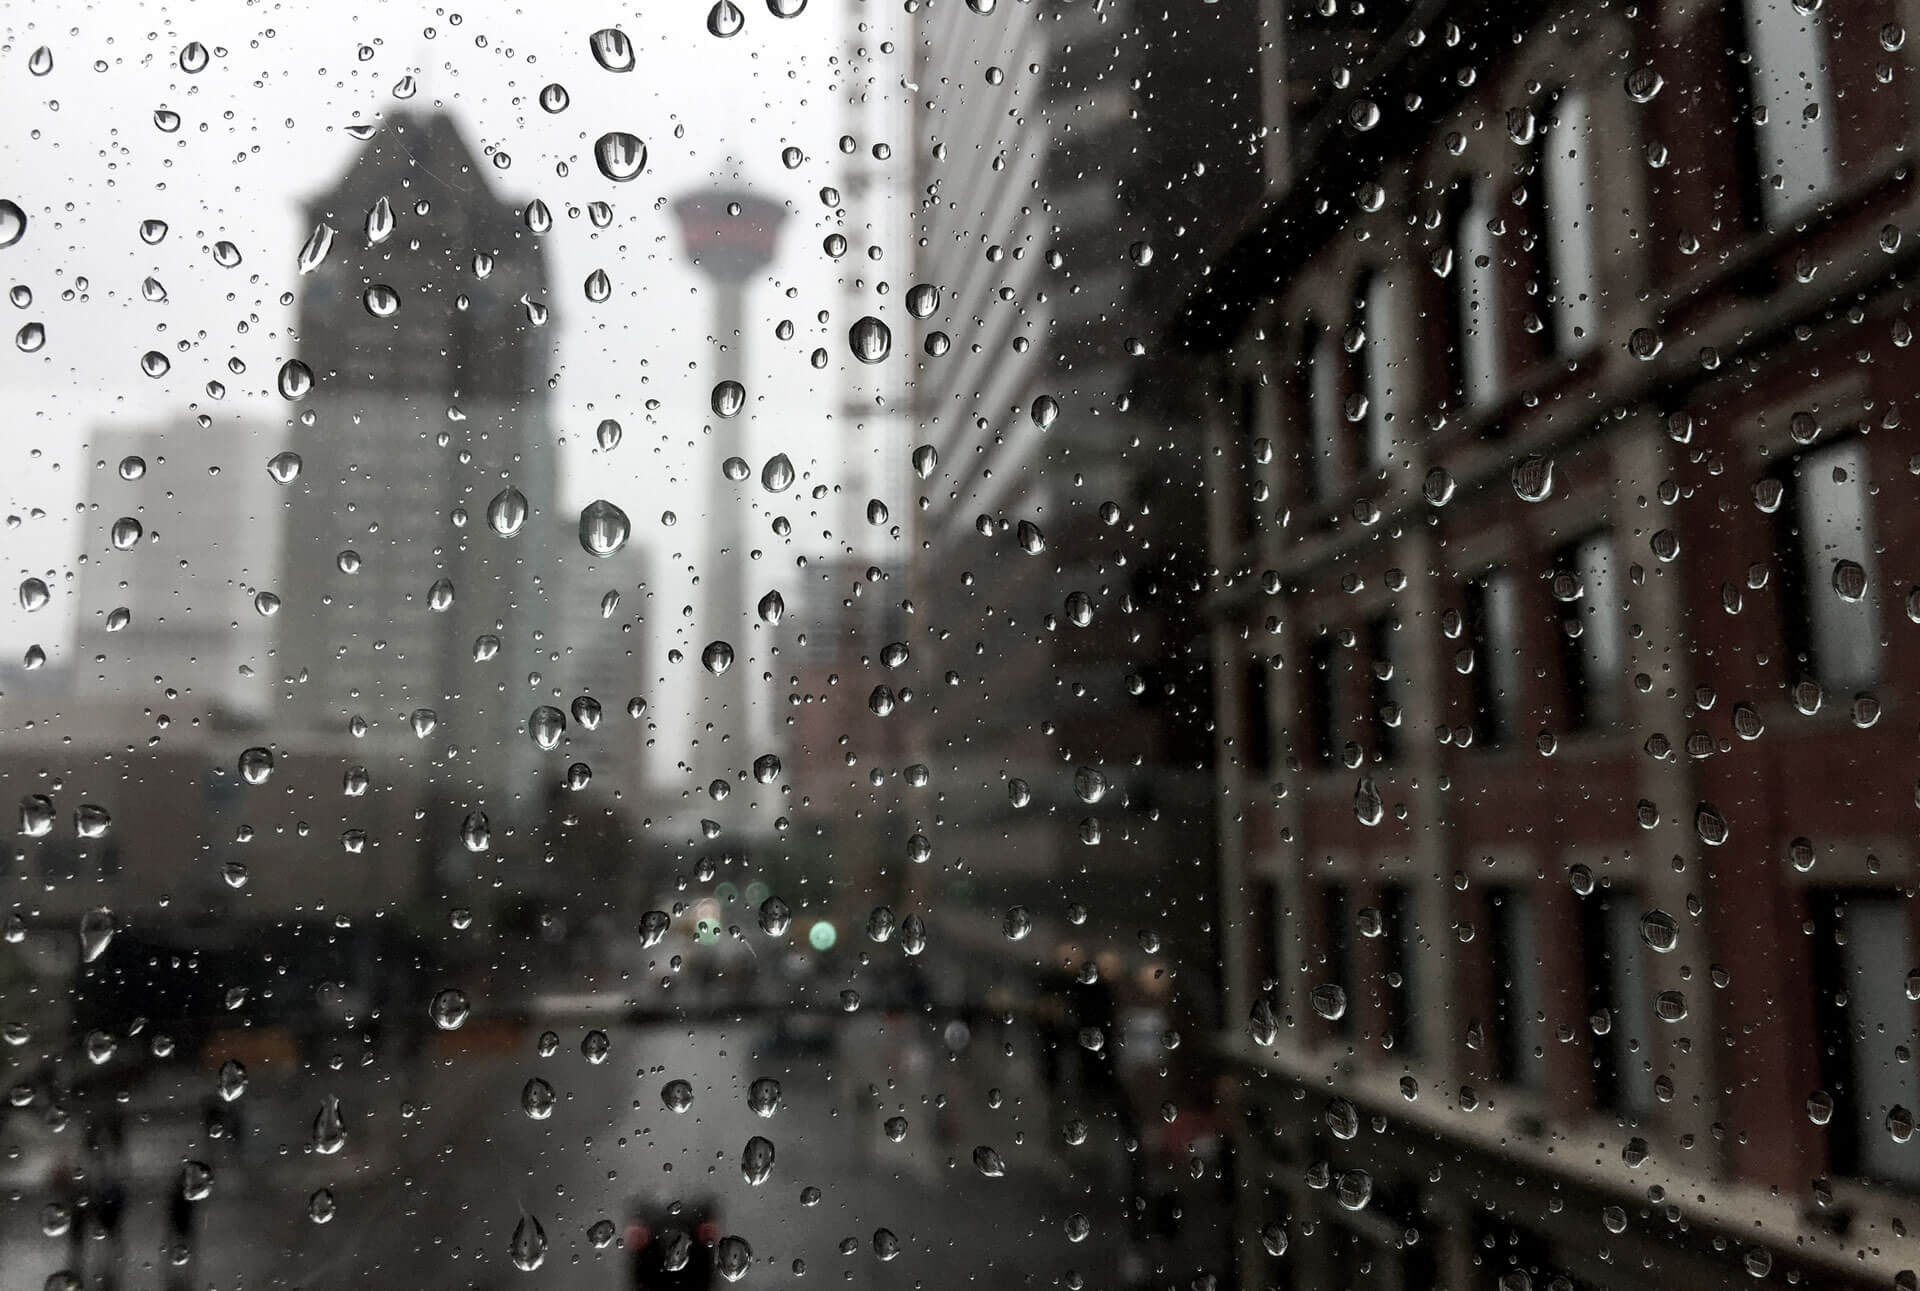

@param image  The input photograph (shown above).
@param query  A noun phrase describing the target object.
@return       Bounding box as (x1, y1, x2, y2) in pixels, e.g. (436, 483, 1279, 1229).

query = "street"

(0, 1011, 1144, 1290)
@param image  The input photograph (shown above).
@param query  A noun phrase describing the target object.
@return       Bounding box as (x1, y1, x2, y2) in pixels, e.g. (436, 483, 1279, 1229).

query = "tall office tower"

(279, 110, 557, 831)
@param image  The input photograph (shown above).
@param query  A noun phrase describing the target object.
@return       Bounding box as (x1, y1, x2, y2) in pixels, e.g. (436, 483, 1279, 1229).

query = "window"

(1538, 86, 1600, 353)
(1581, 890, 1658, 1116)
(1553, 532, 1624, 732)
(1812, 893, 1920, 1188)
(1737, 0, 1838, 226)
(1465, 569, 1519, 748)
(1454, 183, 1503, 409)
(1322, 884, 1356, 1038)
(1777, 438, 1880, 690)
(1306, 321, 1342, 499)
(1243, 656, 1274, 774)
(1381, 883, 1418, 1057)
(1359, 271, 1401, 469)
(1306, 632, 1341, 768)
(1367, 613, 1401, 763)
(1487, 887, 1545, 1088)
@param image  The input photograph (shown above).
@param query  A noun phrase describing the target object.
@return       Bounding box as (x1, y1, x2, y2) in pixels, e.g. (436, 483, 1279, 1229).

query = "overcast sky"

(0, 0, 914, 661)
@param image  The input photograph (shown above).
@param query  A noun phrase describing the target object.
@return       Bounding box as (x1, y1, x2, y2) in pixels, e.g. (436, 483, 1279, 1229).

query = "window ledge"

(1222, 1030, 1920, 1281)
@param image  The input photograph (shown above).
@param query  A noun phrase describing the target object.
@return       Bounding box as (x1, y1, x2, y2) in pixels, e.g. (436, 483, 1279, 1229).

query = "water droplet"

(15, 322, 44, 352)
(581, 1029, 611, 1064)
(715, 1235, 753, 1283)
(1695, 802, 1729, 846)
(18, 794, 53, 838)
(238, 746, 274, 785)
(529, 706, 567, 751)
(1654, 989, 1689, 1022)
(1625, 66, 1664, 103)
(28, 47, 52, 77)
(713, 380, 746, 418)
(476, 486, 529, 539)
(253, 590, 281, 618)
(308, 1188, 336, 1223)
(849, 315, 892, 363)
(1833, 559, 1868, 603)
(141, 350, 171, 378)
(524, 199, 552, 234)
(139, 218, 168, 245)
(708, 0, 747, 37)
(430, 988, 471, 1031)
(703, 641, 736, 675)
(748, 1077, 782, 1116)
(905, 283, 940, 319)
(584, 268, 612, 303)
(661, 1078, 694, 1113)
(752, 753, 782, 784)
(79, 908, 117, 963)
(298, 222, 335, 273)
(278, 358, 314, 400)
(459, 809, 490, 852)
(18, 578, 48, 613)
(769, 0, 807, 14)
(179, 42, 210, 73)
(741, 1135, 775, 1184)
(1310, 983, 1348, 1021)
(596, 418, 623, 450)
(365, 195, 394, 245)
(761, 453, 795, 492)
(521, 1077, 555, 1119)
(972, 1145, 1007, 1177)
(312, 1095, 346, 1154)
(217, 1058, 247, 1101)
(589, 27, 635, 71)
(595, 132, 647, 183)
(1353, 775, 1384, 826)
(1510, 455, 1554, 502)
(1248, 999, 1279, 1046)
(1627, 326, 1663, 360)
(589, 1219, 618, 1248)
(579, 499, 630, 555)
(639, 910, 671, 947)
(756, 589, 785, 625)
(362, 283, 400, 317)
(1639, 908, 1679, 953)
(212, 240, 242, 268)
(510, 1213, 548, 1271)
(154, 107, 182, 133)
(538, 83, 570, 113)
(1003, 906, 1033, 941)
(760, 895, 792, 936)
(912, 444, 939, 479)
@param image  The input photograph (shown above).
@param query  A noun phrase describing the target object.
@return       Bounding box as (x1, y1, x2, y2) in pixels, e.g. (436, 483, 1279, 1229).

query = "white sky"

(0, 0, 915, 667)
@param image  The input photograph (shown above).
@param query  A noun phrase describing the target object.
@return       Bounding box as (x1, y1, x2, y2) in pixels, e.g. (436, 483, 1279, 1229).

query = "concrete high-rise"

(278, 110, 556, 830)
(905, 0, 1262, 983)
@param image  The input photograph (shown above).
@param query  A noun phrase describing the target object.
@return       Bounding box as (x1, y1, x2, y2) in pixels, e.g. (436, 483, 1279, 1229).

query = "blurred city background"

(1, 0, 1917, 1287)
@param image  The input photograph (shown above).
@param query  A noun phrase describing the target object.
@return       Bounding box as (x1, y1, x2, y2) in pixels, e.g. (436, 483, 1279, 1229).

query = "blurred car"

(625, 1195, 720, 1289)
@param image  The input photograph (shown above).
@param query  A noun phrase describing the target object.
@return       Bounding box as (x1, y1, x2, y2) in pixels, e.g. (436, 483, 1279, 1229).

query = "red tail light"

(625, 1222, 650, 1252)
(696, 1221, 721, 1245)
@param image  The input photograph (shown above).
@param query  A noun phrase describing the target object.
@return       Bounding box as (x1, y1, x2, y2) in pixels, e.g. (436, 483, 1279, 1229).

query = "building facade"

(1169, 0, 1920, 1283)
(907, 0, 1259, 993)
(281, 110, 558, 855)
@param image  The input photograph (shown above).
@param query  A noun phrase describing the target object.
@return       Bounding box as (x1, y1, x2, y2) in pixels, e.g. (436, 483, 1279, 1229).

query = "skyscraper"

(279, 110, 556, 828)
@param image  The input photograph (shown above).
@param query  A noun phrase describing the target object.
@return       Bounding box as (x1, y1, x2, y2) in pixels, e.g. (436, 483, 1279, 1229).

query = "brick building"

(1160, 0, 1920, 1283)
